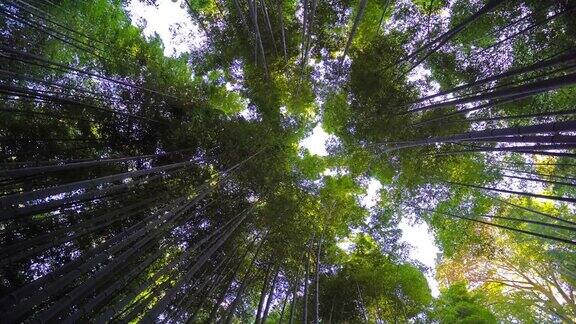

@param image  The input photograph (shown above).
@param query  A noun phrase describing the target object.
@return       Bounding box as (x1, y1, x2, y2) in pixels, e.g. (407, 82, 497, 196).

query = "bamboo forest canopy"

(1, 0, 575, 322)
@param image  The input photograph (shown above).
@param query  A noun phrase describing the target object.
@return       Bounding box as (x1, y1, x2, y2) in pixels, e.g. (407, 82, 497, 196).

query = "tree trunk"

(314, 235, 323, 324)
(261, 267, 280, 324)
(288, 271, 299, 324)
(388, 120, 576, 151)
(260, 0, 278, 55)
(417, 206, 576, 245)
(356, 282, 368, 322)
(143, 207, 251, 322)
(468, 8, 571, 61)
(277, 0, 287, 59)
(401, 0, 507, 72)
(223, 231, 269, 324)
(278, 283, 290, 323)
(340, 0, 368, 66)
(492, 196, 576, 226)
(462, 135, 576, 144)
(204, 235, 260, 323)
(413, 50, 576, 104)
(255, 262, 273, 324)
(0, 149, 189, 178)
(0, 158, 194, 207)
(302, 0, 318, 68)
(502, 173, 576, 189)
(476, 212, 576, 232)
(407, 72, 576, 114)
(248, 0, 269, 77)
(446, 180, 576, 204)
(302, 239, 313, 324)
(0, 44, 177, 99)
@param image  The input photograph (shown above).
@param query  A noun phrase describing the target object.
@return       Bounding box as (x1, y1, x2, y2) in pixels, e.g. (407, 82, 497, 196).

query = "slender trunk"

(413, 50, 576, 104)
(278, 283, 290, 323)
(288, 272, 299, 324)
(0, 107, 98, 124)
(185, 1, 211, 38)
(233, 0, 251, 33)
(223, 273, 256, 324)
(0, 158, 194, 207)
(0, 170, 176, 219)
(389, 120, 576, 151)
(248, 0, 269, 77)
(63, 251, 160, 322)
(223, 231, 269, 324)
(0, 69, 123, 100)
(300, 0, 309, 62)
(260, 0, 278, 55)
(204, 235, 260, 323)
(407, 72, 576, 114)
(95, 207, 224, 323)
(169, 247, 236, 323)
(32, 197, 209, 322)
(377, 0, 392, 30)
(143, 207, 251, 322)
(36, 236, 162, 322)
(1, 146, 259, 217)
(302, 0, 317, 68)
(2, 193, 206, 320)
(502, 173, 576, 189)
(500, 161, 576, 167)
(468, 8, 572, 61)
(261, 267, 280, 324)
(8, 0, 106, 45)
(433, 107, 576, 127)
(119, 273, 176, 322)
(475, 213, 576, 232)
(498, 167, 576, 183)
(302, 239, 313, 324)
(401, 0, 507, 71)
(356, 282, 368, 322)
(314, 235, 323, 324)
(0, 83, 162, 123)
(481, 2, 552, 42)
(462, 135, 576, 144)
(328, 298, 334, 323)
(340, 0, 368, 65)
(277, 0, 287, 59)
(492, 196, 576, 226)
(255, 262, 273, 324)
(0, 45, 177, 99)
(0, 149, 189, 181)
(446, 180, 576, 204)
(416, 60, 576, 108)
(416, 207, 576, 245)
(410, 94, 525, 127)
(457, 142, 576, 151)
(437, 146, 576, 159)
(0, 7, 103, 58)
(169, 232, 248, 322)
(183, 259, 233, 324)
(0, 195, 165, 265)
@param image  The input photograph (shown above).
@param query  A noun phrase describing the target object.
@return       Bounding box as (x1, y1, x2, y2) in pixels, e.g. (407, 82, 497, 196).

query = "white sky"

(125, 0, 205, 56)
(299, 123, 332, 156)
(127, 0, 440, 297)
(399, 215, 440, 296)
(361, 178, 383, 208)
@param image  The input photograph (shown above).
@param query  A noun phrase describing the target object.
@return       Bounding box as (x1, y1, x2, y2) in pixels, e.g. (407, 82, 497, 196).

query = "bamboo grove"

(0, 0, 575, 322)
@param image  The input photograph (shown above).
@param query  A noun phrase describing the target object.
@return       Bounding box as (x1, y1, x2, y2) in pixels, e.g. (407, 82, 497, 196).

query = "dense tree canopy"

(0, 0, 575, 322)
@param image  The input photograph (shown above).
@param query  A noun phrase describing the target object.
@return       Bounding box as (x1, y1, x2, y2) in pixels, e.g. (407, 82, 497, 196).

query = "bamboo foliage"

(1, 0, 576, 322)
